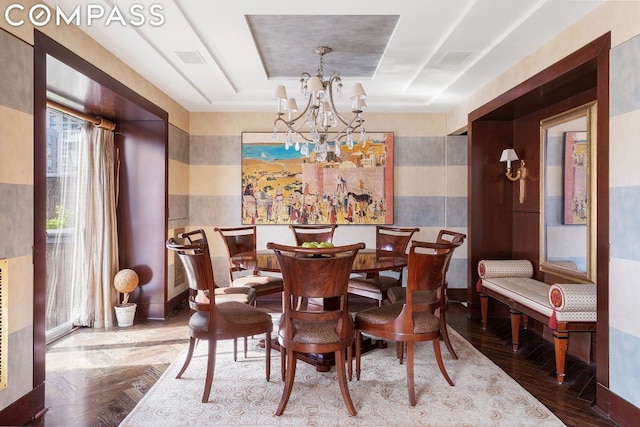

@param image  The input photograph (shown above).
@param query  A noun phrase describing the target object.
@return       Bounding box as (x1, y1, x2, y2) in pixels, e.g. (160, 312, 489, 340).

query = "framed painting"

(563, 131, 589, 225)
(241, 132, 394, 225)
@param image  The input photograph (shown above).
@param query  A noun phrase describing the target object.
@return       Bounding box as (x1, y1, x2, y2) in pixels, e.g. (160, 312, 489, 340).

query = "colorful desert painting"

(241, 132, 394, 225)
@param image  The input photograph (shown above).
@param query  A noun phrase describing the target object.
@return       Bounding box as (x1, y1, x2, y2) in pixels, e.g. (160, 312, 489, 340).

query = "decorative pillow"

(478, 260, 533, 279)
(548, 283, 597, 312)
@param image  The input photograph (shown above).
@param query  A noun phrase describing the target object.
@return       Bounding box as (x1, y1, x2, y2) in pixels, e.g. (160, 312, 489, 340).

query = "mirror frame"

(539, 101, 597, 283)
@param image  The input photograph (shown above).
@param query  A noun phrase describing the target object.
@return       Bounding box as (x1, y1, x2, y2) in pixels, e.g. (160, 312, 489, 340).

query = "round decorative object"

(114, 268, 139, 294)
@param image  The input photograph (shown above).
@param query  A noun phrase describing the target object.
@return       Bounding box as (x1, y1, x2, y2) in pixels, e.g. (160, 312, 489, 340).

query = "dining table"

(231, 247, 408, 371)
(232, 247, 408, 275)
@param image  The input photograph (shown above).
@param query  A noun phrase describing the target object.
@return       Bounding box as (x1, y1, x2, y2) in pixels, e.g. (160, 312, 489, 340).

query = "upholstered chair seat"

(280, 317, 347, 345)
(213, 286, 256, 304)
(231, 275, 285, 293)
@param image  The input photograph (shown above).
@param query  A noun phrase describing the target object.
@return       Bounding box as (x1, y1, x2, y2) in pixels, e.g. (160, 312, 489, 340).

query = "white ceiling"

(53, 0, 604, 113)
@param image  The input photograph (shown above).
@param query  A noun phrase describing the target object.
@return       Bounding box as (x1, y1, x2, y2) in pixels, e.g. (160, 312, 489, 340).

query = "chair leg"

(265, 332, 271, 382)
(176, 337, 196, 379)
(233, 338, 238, 362)
(244, 336, 248, 359)
(406, 341, 416, 406)
(433, 338, 454, 386)
(440, 311, 458, 360)
(275, 348, 297, 416)
(347, 340, 353, 381)
(335, 348, 357, 416)
(396, 341, 405, 364)
(280, 341, 286, 381)
(201, 338, 217, 403)
(355, 331, 362, 381)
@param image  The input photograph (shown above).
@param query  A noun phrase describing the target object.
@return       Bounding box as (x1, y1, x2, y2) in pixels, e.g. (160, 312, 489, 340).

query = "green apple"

(318, 242, 334, 248)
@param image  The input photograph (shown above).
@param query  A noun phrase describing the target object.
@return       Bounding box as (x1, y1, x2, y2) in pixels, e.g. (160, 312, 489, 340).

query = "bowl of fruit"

(300, 241, 334, 256)
(300, 241, 334, 248)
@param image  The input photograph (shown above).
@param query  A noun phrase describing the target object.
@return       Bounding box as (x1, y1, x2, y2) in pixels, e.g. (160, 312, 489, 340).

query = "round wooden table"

(231, 248, 408, 274)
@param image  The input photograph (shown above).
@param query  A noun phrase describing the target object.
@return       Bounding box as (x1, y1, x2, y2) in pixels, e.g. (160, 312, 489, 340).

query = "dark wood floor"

(30, 297, 617, 427)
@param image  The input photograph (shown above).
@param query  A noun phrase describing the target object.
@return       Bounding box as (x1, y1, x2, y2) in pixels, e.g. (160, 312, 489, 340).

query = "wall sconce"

(500, 148, 528, 203)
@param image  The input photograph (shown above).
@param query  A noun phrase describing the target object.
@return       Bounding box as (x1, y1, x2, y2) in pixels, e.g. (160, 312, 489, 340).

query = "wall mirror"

(540, 102, 597, 283)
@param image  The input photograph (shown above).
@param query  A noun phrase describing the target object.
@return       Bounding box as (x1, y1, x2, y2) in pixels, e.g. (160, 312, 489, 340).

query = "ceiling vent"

(175, 51, 206, 65)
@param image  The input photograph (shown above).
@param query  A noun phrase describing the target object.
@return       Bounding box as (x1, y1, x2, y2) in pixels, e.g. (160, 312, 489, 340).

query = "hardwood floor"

(30, 297, 617, 426)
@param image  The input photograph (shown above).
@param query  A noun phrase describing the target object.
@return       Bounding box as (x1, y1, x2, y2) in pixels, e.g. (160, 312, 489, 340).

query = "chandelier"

(271, 46, 367, 161)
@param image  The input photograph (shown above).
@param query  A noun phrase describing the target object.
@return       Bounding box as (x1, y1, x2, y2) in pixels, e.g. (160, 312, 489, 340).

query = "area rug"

(120, 325, 566, 426)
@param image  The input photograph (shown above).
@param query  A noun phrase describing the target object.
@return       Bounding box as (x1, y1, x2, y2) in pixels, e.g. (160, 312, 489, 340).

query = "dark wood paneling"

(116, 119, 168, 319)
(467, 32, 611, 419)
(467, 121, 514, 317)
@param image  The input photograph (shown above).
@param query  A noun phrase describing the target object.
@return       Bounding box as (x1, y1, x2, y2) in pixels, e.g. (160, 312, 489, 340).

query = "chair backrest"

(289, 224, 337, 246)
(375, 226, 420, 253)
(214, 226, 257, 282)
(214, 226, 257, 257)
(404, 241, 458, 312)
(166, 237, 216, 310)
(180, 229, 209, 247)
(267, 242, 364, 334)
(435, 230, 466, 284)
(177, 229, 221, 288)
(436, 229, 466, 248)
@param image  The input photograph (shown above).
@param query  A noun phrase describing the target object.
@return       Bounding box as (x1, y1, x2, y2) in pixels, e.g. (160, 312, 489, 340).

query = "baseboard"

(448, 288, 467, 302)
(134, 290, 188, 320)
(0, 382, 46, 425)
(609, 388, 640, 427)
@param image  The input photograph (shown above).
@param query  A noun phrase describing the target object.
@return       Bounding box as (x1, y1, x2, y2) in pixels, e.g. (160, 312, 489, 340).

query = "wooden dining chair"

(267, 241, 365, 416)
(179, 229, 257, 359)
(388, 230, 466, 360)
(165, 237, 273, 403)
(289, 224, 337, 245)
(354, 240, 458, 406)
(214, 226, 284, 304)
(347, 226, 419, 306)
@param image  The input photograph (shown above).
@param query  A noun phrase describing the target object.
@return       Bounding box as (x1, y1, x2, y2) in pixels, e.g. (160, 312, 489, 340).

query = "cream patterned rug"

(120, 326, 565, 426)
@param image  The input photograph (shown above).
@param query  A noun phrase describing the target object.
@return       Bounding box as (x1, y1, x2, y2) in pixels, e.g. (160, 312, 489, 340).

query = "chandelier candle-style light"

(272, 46, 367, 161)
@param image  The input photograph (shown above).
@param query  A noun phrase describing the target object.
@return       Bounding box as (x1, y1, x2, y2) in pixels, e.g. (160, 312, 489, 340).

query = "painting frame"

(241, 132, 394, 225)
(563, 131, 589, 225)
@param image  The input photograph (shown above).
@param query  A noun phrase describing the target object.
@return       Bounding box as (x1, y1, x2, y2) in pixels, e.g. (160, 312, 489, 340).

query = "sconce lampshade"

(500, 148, 519, 162)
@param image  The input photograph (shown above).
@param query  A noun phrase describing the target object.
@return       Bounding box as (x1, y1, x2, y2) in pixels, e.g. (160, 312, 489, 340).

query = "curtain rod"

(46, 99, 116, 131)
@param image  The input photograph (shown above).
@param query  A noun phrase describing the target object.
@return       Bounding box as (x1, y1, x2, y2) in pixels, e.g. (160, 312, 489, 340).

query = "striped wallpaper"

(608, 33, 640, 408)
(0, 28, 35, 409)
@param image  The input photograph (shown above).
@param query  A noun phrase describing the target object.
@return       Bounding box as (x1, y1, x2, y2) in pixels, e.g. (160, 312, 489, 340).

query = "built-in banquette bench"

(476, 260, 597, 384)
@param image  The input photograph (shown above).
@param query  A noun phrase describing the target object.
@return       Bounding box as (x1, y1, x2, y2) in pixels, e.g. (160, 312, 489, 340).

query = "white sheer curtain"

(69, 123, 119, 328)
(46, 127, 81, 339)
